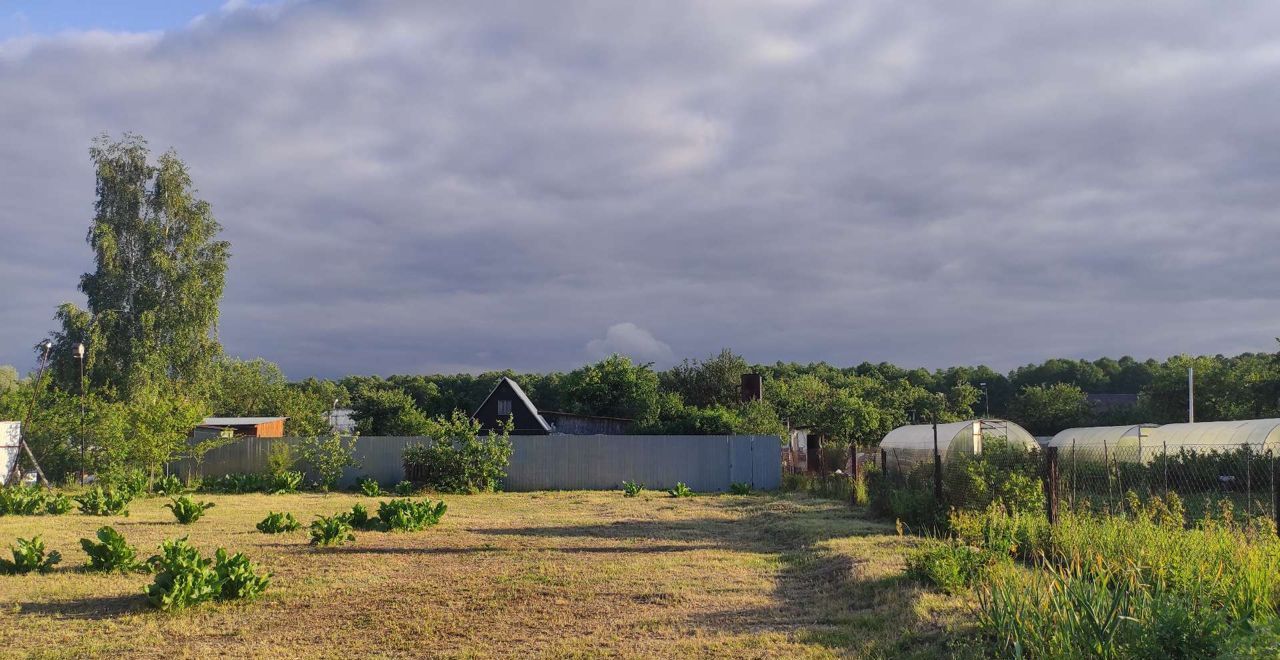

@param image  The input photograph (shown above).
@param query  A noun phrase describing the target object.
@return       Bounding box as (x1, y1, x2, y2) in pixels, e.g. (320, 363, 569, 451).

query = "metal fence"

(877, 439, 1280, 526)
(170, 434, 782, 492)
(1056, 442, 1277, 523)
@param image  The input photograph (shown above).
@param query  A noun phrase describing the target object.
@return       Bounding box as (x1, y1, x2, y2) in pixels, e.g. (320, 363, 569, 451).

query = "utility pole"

(980, 382, 990, 418)
(1188, 367, 1195, 423)
(76, 342, 86, 485)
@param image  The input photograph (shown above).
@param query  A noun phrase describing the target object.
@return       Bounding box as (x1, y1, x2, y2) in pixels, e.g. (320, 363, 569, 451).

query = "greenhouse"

(878, 419, 1039, 468)
(1147, 418, 1280, 453)
(1047, 425, 1158, 463)
(1048, 419, 1280, 464)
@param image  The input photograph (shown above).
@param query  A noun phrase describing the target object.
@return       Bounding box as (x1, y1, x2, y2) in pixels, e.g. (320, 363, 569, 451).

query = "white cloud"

(585, 323, 674, 365)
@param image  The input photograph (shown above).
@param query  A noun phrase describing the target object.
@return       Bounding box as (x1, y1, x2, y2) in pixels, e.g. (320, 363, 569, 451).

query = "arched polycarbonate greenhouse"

(878, 419, 1039, 468)
(1048, 425, 1158, 463)
(1048, 419, 1280, 463)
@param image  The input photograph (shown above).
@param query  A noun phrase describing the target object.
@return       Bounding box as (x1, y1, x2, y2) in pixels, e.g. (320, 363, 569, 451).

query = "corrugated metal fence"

(170, 434, 782, 492)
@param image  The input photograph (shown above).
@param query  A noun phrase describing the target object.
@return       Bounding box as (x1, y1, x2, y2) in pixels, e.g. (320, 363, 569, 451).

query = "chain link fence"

(876, 437, 1278, 527)
(1057, 442, 1276, 523)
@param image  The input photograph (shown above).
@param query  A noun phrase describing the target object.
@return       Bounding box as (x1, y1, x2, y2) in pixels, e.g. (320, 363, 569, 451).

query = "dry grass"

(0, 491, 970, 658)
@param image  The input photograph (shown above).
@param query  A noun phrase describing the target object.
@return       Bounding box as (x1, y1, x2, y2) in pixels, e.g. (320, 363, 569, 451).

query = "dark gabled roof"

(472, 377, 552, 433)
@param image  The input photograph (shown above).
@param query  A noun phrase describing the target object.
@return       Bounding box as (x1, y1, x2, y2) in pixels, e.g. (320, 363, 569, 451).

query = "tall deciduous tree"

(50, 134, 230, 397)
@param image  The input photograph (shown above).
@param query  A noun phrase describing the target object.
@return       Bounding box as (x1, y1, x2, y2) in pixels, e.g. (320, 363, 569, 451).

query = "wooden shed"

(195, 416, 287, 439)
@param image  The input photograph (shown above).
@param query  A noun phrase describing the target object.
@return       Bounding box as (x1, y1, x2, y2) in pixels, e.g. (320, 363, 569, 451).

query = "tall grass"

(957, 496, 1280, 657)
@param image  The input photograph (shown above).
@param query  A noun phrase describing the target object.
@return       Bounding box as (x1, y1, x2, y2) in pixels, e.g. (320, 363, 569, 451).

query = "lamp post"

(75, 343, 86, 485)
(979, 382, 990, 418)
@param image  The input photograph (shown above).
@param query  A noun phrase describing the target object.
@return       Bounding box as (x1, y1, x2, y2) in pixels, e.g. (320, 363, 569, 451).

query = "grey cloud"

(2, 0, 1280, 378)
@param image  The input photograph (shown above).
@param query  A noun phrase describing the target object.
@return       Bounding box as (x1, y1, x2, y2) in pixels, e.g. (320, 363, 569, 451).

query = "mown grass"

(0, 491, 970, 658)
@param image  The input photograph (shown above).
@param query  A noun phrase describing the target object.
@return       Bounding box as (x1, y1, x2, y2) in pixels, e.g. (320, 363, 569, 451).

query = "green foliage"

(729, 482, 752, 495)
(660, 349, 749, 408)
(377, 498, 447, 532)
(165, 496, 215, 524)
(622, 480, 644, 497)
(256, 511, 301, 534)
(942, 436, 1043, 514)
(213, 548, 270, 601)
(269, 470, 303, 494)
(145, 537, 218, 610)
(357, 477, 381, 497)
(0, 536, 61, 574)
(950, 504, 1051, 561)
(667, 482, 693, 498)
(341, 503, 379, 530)
(905, 539, 998, 594)
(74, 486, 132, 516)
(152, 474, 184, 496)
(201, 472, 266, 494)
(1006, 383, 1090, 436)
(350, 387, 434, 436)
(298, 432, 359, 492)
(402, 411, 512, 493)
(50, 134, 229, 399)
(44, 493, 72, 515)
(560, 355, 660, 425)
(80, 526, 142, 572)
(103, 469, 149, 498)
(393, 480, 415, 496)
(0, 485, 49, 516)
(309, 515, 355, 546)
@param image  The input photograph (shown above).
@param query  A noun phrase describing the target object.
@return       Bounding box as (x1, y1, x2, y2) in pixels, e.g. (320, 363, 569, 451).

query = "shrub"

(0, 485, 47, 515)
(622, 481, 644, 497)
(269, 470, 303, 494)
(401, 412, 512, 493)
(213, 548, 270, 601)
(341, 503, 379, 530)
(310, 514, 355, 546)
(950, 503, 1051, 561)
(357, 477, 381, 497)
(0, 536, 61, 574)
(298, 432, 359, 492)
(393, 480, 415, 496)
(103, 469, 149, 498)
(729, 482, 752, 495)
(905, 539, 998, 594)
(44, 493, 72, 515)
(668, 482, 693, 498)
(75, 486, 132, 516)
(152, 474, 184, 496)
(80, 526, 142, 572)
(377, 498, 447, 532)
(165, 496, 215, 524)
(256, 511, 301, 534)
(145, 537, 220, 610)
(201, 473, 266, 494)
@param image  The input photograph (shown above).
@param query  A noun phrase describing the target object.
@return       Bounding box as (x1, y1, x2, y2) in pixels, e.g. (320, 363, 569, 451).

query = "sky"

(2, 1, 1279, 379)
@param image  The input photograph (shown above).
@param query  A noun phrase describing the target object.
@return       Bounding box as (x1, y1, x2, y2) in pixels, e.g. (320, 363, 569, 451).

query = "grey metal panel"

(171, 434, 783, 492)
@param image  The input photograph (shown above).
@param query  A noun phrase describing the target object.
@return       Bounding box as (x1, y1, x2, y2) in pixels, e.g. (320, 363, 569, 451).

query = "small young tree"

(402, 411, 512, 493)
(298, 432, 359, 492)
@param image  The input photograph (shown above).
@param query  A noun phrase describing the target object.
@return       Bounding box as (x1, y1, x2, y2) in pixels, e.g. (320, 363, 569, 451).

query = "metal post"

(1272, 453, 1278, 537)
(1163, 441, 1169, 495)
(849, 441, 858, 506)
(77, 343, 86, 485)
(1071, 438, 1077, 508)
(1045, 446, 1059, 525)
(1104, 438, 1112, 508)
(1188, 366, 1195, 423)
(932, 419, 942, 501)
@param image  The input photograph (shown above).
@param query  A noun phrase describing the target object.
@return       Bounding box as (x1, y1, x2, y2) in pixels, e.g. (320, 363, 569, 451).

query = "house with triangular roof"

(472, 377, 633, 435)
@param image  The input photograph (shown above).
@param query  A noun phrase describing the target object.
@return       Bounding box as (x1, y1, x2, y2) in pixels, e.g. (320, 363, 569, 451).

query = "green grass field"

(0, 491, 969, 658)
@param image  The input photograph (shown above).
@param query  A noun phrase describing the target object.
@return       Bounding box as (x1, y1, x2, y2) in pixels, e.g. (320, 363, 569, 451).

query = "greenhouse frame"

(878, 419, 1039, 469)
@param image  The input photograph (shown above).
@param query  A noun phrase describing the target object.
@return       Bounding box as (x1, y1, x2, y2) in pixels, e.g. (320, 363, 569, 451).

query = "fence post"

(932, 421, 943, 502)
(1272, 454, 1279, 537)
(1045, 446, 1059, 525)
(1163, 441, 1169, 495)
(849, 442, 859, 506)
(880, 448, 887, 474)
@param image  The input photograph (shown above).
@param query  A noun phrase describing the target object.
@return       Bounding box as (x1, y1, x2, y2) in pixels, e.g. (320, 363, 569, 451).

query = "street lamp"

(979, 382, 990, 418)
(75, 343, 86, 485)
